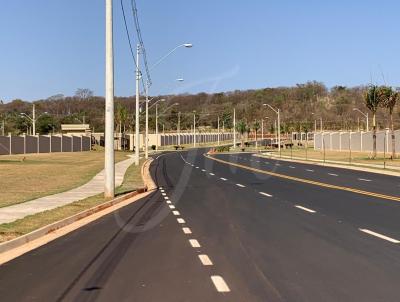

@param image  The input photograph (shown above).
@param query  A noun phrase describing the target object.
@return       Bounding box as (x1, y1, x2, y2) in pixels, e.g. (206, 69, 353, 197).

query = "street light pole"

(353, 108, 369, 131)
(264, 104, 281, 153)
(217, 116, 220, 146)
(155, 103, 159, 151)
(145, 81, 149, 159)
(32, 104, 36, 136)
(135, 44, 140, 166)
(233, 108, 236, 149)
(193, 112, 196, 147)
(104, 0, 115, 198)
(178, 111, 181, 146)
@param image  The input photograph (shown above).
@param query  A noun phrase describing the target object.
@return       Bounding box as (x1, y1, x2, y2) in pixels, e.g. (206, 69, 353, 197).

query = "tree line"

(1, 82, 399, 143)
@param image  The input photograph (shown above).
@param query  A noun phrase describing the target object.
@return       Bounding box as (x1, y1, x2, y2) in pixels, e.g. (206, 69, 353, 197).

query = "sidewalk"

(0, 156, 135, 224)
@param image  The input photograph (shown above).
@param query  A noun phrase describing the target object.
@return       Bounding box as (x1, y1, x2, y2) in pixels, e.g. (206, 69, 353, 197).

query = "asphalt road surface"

(1, 149, 400, 301)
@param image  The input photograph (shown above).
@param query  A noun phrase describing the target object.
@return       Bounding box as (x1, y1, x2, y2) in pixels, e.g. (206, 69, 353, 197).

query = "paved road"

(1, 150, 400, 301)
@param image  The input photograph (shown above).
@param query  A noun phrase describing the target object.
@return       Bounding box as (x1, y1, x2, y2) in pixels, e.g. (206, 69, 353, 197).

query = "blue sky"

(1, 0, 400, 102)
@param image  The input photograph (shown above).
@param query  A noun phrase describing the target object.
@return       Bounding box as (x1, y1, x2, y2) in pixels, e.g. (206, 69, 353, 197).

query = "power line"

(130, 0, 152, 86)
(120, 0, 137, 69)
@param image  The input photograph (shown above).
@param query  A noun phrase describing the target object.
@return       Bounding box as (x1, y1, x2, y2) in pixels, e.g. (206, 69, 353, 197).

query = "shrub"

(151, 145, 156, 150)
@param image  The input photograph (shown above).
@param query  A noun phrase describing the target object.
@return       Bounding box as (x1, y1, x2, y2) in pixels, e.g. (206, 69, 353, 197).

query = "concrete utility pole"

(104, 0, 115, 198)
(145, 81, 149, 159)
(2, 119, 5, 136)
(32, 104, 36, 136)
(320, 118, 323, 132)
(217, 116, 220, 146)
(178, 112, 181, 146)
(155, 103, 159, 151)
(261, 118, 264, 143)
(265, 103, 281, 152)
(135, 44, 140, 166)
(193, 112, 196, 147)
(233, 108, 236, 149)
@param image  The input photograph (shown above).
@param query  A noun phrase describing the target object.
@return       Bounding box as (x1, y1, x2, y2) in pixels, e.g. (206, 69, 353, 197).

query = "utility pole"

(155, 103, 159, 151)
(104, 0, 115, 198)
(217, 116, 220, 146)
(320, 118, 323, 132)
(135, 44, 140, 166)
(145, 81, 149, 159)
(1, 119, 4, 136)
(193, 112, 196, 147)
(233, 108, 236, 149)
(261, 118, 264, 144)
(32, 104, 36, 136)
(277, 109, 281, 153)
(178, 111, 181, 146)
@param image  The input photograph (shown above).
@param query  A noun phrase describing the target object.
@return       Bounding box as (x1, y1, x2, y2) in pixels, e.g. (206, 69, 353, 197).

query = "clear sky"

(1, 0, 400, 102)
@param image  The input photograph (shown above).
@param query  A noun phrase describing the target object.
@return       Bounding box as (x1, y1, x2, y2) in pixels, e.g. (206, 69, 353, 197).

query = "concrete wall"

(0, 135, 91, 156)
(314, 131, 400, 155)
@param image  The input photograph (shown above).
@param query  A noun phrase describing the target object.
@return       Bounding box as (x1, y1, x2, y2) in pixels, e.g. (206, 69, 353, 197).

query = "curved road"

(1, 149, 400, 301)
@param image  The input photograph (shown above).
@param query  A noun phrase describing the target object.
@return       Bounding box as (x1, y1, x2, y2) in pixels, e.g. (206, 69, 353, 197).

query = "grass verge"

(0, 159, 145, 243)
(0, 150, 129, 208)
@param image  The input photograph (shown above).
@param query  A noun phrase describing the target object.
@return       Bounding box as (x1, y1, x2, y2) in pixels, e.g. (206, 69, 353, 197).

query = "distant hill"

(1, 82, 398, 135)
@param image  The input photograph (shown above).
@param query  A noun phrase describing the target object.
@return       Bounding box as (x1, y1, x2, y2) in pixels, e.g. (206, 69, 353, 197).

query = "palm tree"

(378, 86, 399, 159)
(364, 85, 381, 158)
(253, 120, 260, 149)
(236, 120, 247, 149)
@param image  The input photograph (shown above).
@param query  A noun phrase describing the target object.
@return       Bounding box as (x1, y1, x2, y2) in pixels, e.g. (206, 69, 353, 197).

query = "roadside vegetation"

(0, 159, 145, 242)
(0, 150, 129, 208)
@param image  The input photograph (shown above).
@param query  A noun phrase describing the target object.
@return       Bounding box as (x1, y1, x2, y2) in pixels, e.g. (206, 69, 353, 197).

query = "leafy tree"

(236, 120, 247, 149)
(365, 85, 381, 158)
(378, 86, 399, 158)
(37, 114, 57, 134)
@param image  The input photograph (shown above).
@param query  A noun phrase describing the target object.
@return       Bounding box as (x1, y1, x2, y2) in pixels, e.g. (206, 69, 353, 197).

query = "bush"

(216, 145, 230, 152)
(244, 142, 250, 147)
(151, 145, 156, 150)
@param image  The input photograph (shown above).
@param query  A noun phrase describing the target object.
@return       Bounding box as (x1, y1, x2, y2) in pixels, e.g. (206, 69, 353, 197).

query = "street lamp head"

(176, 78, 184, 82)
(160, 98, 166, 102)
(183, 43, 193, 48)
(173, 103, 179, 106)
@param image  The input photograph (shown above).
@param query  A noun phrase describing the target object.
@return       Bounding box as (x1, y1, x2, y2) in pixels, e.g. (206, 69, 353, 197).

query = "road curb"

(0, 158, 154, 255)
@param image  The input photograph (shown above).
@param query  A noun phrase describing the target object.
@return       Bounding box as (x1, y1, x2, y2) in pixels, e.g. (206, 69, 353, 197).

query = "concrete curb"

(0, 158, 154, 255)
(257, 153, 400, 177)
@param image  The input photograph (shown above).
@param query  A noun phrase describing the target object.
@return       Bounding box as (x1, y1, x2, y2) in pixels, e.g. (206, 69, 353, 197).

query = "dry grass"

(0, 150, 129, 208)
(0, 159, 145, 242)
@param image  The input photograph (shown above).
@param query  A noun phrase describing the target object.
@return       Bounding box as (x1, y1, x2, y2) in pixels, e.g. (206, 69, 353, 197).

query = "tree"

(378, 86, 399, 159)
(364, 85, 381, 158)
(253, 120, 260, 149)
(236, 120, 247, 149)
(75, 88, 93, 100)
(37, 114, 57, 134)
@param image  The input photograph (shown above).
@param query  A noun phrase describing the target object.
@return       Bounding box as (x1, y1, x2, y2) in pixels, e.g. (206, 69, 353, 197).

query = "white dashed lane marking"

(328, 173, 338, 176)
(209, 173, 215, 176)
(259, 192, 273, 197)
(169, 205, 175, 209)
(306, 169, 314, 172)
(166, 200, 171, 204)
(220, 177, 228, 181)
(211, 276, 231, 293)
(172, 210, 180, 216)
(359, 229, 400, 243)
(295, 205, 316, 213)
(177, 218, 186, 224)
(189, 239, 201, 248)
(198, 254, 213, 266)
(236, 184, 245, 188)
(182, 227, 192, 234)
(358, 178, 372, 182)
(202, 169, 206, 172)
(289, 166, 295, 169)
